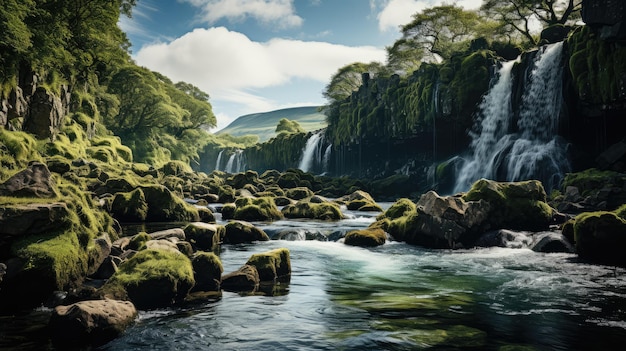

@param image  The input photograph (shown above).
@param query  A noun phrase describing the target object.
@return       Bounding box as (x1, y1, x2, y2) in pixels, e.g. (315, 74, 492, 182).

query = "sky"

(119, 0, 483, 131)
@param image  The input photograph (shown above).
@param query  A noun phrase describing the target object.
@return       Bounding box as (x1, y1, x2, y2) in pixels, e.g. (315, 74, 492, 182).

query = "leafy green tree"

(275, 118, 305, 134)
(323, 62, 384, 104)
(106, 66, 185, 135)
(481, 0, 582, 45)
(385, 38, 424, 76)
(399, 5, 484, 62)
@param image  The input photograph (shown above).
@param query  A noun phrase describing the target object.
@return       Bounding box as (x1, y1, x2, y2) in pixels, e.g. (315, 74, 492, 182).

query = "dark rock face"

(221, 264, 260, 292)
(23, 87, 65, 140)
(0, 161, 58, 198)
(583, 0, 626, 40)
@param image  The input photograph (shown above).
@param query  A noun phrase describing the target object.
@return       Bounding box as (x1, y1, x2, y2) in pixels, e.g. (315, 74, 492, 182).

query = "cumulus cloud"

(180, 0, 303, 28)
(376, 0, 483, 32)
(134, 27, 386, 123)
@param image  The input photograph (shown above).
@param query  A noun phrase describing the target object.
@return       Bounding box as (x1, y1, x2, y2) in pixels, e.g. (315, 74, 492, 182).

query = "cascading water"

(298, 131, 325, 173)
(214, 150, 224, 171)
(454, 42, 569, 193)
(224, 149, 246, 173)
(322, 144, 332, 174)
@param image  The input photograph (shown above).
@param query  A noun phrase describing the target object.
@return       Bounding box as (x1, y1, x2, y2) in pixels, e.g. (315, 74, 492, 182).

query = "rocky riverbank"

(1, 150, 625, 346)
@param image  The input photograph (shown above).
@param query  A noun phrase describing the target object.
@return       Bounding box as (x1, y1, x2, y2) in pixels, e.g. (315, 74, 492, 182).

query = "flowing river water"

(2, 205, 626, 350)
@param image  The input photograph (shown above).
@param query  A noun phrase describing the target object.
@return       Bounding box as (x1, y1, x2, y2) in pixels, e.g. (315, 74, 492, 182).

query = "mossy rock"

(160, 160, 192, 176)
(140, 185, 199, 222)
(46, 156, 72, 174)
(228, 170, 259, 189)
(573, 210, 626, 266)
(218, 186, 236, 203)
(196, 206, 216, 223)
(344, 228, 387, 247)
(346, 199, 383, 212)
(191, 252, 223, 292)
(245, 248, 291, 283)
(562, 168, 624, 196)
(233, 197, 283, 221)
(282, 200, 344, 220)
(221, 203, 236, 220)
(128, 232, 150, 251)
(110, 188, 149, 222)
(462, 179, 553, 231)
(131, 163, 158, 177)
(277, 172, 300, 188)
(100, 249, 195, 309)
(285, 187, 314, 200)
(379, 198, 416, 220)
(183, 222, 224, 251)
(224, 220, 270, 244)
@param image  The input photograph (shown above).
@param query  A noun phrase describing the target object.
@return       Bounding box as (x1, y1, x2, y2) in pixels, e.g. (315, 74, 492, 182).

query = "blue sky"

(119, 0, 482, 131)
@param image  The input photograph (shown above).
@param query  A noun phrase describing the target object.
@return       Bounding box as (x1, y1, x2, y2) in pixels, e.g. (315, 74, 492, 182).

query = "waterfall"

(298, 131, 324, 173)
(322, 144, 332, 174)
(454, 42, 569, 193)
(215, 150, 224, 171)
(224, 149, 246, 173)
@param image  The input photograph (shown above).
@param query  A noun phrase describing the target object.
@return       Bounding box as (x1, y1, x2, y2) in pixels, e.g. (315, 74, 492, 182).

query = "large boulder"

(99, 249, 195, 309)
(49, 299, 137, 347)
(221, 264, 260, 293)
(245, 248, 291, 283)
(110, 188, 149, 222)
(233, 197, 283, 221)
(184, 222, 224, 251)
(462, 179, 554, 231)
(0, 161, 58, 198)
(191, 252, 223, 292)
(344, 228, 387, 247)
(572, 210, 626, 266)
(139, 185, 199, 222)
(223, 220, 269, 244)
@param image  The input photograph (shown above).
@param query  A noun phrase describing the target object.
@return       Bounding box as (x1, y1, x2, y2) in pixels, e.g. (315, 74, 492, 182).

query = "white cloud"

(134, 27, 386, 124)
(180, 0, 303, 28)
(376, 0, 483, 32)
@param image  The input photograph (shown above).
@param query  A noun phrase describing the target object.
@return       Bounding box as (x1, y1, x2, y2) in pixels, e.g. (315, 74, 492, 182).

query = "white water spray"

(215, 150, 224, 171)
(298, 132, 324, 173)
(224, 149, 246, 173)
(454, 42, 569, 192)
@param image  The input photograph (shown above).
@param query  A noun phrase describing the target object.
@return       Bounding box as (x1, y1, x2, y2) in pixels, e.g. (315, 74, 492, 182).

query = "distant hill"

(216, 106, 327, 142)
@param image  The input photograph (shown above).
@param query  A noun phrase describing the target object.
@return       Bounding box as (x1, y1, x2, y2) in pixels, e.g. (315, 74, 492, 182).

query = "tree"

(275, 118, 304, 134)
(323, 62, 384, 104)
(481, 0, 582, 46)
(399, 5, 484, 62)
(386, 38, 424, 76)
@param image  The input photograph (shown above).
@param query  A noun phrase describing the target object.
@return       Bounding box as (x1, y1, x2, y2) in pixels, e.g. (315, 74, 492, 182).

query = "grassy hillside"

(216, 106, 327, 142)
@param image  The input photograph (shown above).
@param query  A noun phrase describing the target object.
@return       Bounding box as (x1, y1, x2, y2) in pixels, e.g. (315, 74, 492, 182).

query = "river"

(2, 206, 626, 350)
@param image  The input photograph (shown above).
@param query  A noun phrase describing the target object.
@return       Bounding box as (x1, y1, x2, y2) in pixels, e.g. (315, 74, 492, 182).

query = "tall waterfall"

(214, 150, 224, 171)
(223, 149, 246, 173)
(298, 131, 327, 173)
(454, 42, 569, 193)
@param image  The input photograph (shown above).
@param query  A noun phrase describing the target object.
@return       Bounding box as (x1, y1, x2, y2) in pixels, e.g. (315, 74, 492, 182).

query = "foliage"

(323, 62, 384, 105)
(276, 118, 305, 134)
(481, 0, 582, 46)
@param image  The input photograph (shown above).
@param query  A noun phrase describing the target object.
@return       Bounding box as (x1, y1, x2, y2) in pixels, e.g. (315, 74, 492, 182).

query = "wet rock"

(572, 211, 626, 266)
(344, 228, 387, 247)
(223, 220, 269, 244)
(245, 248, 291, 283)
(49, 299, 137, 347)
(221, 265, 260, 292)
(530, 232, 575, 253)
(475, 229, 532, 249)
(191, 252, 223, 292)
(184, 222, 223, 251)
(87, 234, 112, 276)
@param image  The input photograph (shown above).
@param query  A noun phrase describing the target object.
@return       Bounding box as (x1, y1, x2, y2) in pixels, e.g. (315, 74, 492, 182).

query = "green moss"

(344, 228, 387, 247)
(462, 179, 552, 231)
(615, 204, 626, 220)
(234, 197, 283, 221)
(184, 222, 224, 251)
(161, 160, 192, 176)
(101, 249, 195, 308)
(573, 210, 626, 266)
(379, 198, 416, 220)
(191, 251, 223, 292)
(140, 184, 199, 222)
(562, 168, 621, 196)
(285, 187, 314, 200)
(245, 248, 291, 282)
(282, 200, 344, 220)
(111, 188, 149, 222)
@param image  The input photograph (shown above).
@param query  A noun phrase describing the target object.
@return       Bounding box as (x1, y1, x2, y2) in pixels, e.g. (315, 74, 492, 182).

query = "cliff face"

(1, 66, 70, 140)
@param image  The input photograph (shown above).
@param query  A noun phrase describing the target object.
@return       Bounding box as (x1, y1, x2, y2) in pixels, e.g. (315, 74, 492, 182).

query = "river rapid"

(2, 205, 626, 350)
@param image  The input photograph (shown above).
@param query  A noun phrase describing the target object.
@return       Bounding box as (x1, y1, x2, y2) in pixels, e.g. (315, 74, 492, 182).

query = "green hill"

(216, 106, 327, 142)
